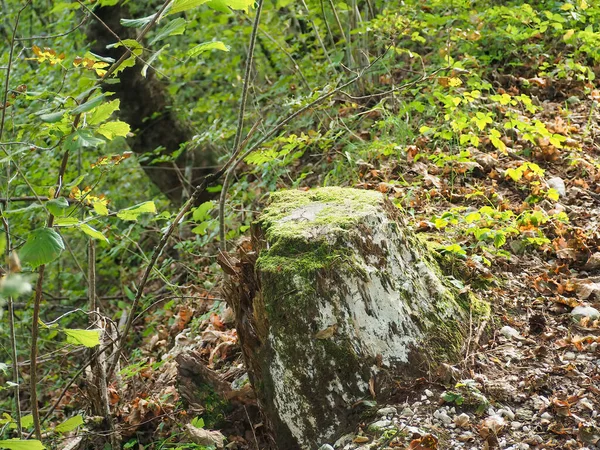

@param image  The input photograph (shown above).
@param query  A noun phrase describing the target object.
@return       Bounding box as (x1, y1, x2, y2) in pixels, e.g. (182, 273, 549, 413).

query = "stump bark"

(222, 187, 488, 450)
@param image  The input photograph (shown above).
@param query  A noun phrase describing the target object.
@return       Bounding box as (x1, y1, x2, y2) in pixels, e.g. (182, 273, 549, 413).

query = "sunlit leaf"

(187, 41, 230, 57)
(93, 203, 109, 216)
(20, 415, 33, 429)
(54, 415, 84, 433)
(87, 100, 120, 126)
(168, 0, 210, 15)
(64, 329, 101, 348)
(79, 224, 108, 242)
(54, 218, 79, 227)
(117, 201, 157, 221)
(206, 0, 254, 13)
(0, 439, 45, 450)
(96, 121, 130, 140)
(193, 201, 215, 222)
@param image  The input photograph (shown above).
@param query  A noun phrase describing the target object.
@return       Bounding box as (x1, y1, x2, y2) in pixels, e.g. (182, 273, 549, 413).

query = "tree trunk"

(87, 5, 218, 204)
(221, 187, 489, 450)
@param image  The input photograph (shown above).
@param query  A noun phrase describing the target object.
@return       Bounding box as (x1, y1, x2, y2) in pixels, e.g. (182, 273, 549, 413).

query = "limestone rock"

(223, 187, 488, 450)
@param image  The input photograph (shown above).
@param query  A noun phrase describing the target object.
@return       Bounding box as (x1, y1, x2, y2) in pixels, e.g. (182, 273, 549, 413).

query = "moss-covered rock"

(224, 187, 488, 450)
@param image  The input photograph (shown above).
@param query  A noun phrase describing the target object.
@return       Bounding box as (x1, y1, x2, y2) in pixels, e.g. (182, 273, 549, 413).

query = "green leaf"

(39, 110, 66, 123)
(244, 149, 278, 165)
(96, 121, 130, 140)
(464, 212, 481, 223)
(20, 228, 64, 269)
(79, 224, 108, 243)
(87, 99, 120, 126)
(191, 220, 214, 236)
(187, 41, 230, 58)
(64, 329, 101, 348)
(206, 0, 254, 13)
(192, 201, 214, 222)
(546, 187, 560, 201)
(149, 18, 187, 45)
(54, 415, 84, 433)
(0, 439, 45, 450)
(70, 131, 106, 149)
(71, 94, 107, 115)
(20, 415, 33, 429)
(190, 417, 205, 428)
(46, 198, 71, 217)
(107, 40, 143, 56)
(168, 0, 210, 15)
(54, 218, 80, 227)
(93, 203, 109, 216)
(120, 14, 156, 28)
(117, 201, 157, 221)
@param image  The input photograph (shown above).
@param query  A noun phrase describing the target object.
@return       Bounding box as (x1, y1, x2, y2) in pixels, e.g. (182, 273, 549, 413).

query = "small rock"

(500, 325, 522, 340)
(572, 305, 600, 320)
(377, 407, 397, 417)
(497, 408, 515, 421)
(564, 351, 576, 360)
(546, 176, 566, 197)
(334, 433, 354, 447)
(400, 407, 414, 417)
(425, 389, 434, 398)
(511, 421, 523, 430)
(436, 411, 453, 425)
(524, 435, 543, 445)
(584, 253, 600, 271)
(367, 420, 392, 432)
(318, 445, 334, 450)
(541, 412, 552, 420)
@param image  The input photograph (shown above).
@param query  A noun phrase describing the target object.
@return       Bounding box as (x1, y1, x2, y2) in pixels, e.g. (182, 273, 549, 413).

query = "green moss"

(259, 187, 383, 241)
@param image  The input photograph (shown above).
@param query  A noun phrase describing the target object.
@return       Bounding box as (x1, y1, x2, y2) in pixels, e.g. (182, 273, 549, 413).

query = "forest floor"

(117, 72, 600, 450)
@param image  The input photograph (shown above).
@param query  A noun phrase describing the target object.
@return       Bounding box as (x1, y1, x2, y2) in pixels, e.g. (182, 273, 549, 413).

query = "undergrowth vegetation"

(1, 0, 600, 448)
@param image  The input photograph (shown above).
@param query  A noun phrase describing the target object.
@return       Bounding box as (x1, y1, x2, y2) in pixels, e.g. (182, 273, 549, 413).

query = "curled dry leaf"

(479, 415, 506, 438)
(408, 433, 439, 450)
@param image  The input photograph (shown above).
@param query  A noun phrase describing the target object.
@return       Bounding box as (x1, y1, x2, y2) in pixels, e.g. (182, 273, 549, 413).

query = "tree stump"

(221, 187, 488, 450)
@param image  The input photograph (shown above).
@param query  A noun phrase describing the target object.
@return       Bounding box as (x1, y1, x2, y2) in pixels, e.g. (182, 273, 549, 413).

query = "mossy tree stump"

(222, 187, 488, 450)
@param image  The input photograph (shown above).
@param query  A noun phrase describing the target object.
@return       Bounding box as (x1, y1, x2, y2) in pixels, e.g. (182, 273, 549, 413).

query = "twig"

(218, 49, 389, 249)
(15, 14, 89, 41)
(0, 196, 50, 203)
(28, 0, 175, 438)
(218, 0, 264, 249)
(0, 1, 30, 142)
(2, 216, 21, 436)
(106, 170, 222, 378)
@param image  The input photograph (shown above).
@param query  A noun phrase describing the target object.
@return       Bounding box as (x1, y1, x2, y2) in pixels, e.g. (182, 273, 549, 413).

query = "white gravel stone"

(511, 421, 523, 430)
(547, 176, 566, 197)
(400, 407, 414, 417)
(377, 407, 397, 417)
(572, 305, 600, 320)
(368, 420, 393, 431)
